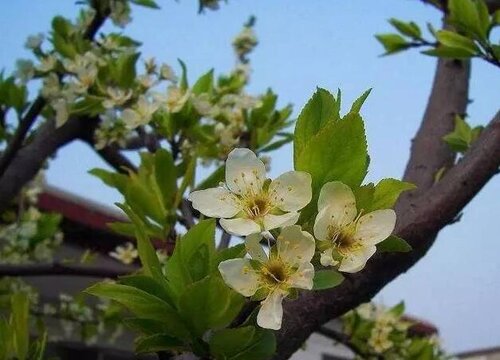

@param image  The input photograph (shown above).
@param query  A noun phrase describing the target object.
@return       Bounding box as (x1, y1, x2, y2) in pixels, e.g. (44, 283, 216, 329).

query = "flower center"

(328, 223, 360, 255)
(261, 260, 289, 286)
(244, 196, 270, 219)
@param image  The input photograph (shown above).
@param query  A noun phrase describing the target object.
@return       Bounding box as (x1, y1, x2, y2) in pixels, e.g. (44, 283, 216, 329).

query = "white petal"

(313, 207, 337, 241)
(288, 262, 314, 290)
(262, 212, 299, 232)
(355, 209, 396, 245)
(245, 234, 268, 262)
(188, 188, 241, 218)
(220, 218, 261, 236)
(277, 225, 316, 265)
(257, 290, 285, 330)
(218, 258, 259, 297)
(338, 245, 376, 273)
(320, 248, 338, 267)
(268, 171, 312, 212)
(225, 148, 266, 195)
(317, 181, 357, 225)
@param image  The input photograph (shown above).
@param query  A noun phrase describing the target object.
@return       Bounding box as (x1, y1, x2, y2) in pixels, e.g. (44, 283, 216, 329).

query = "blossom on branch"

(314, 181, 396, 273)
(189, 148, 312, 236)
(218, 225, 315, 330)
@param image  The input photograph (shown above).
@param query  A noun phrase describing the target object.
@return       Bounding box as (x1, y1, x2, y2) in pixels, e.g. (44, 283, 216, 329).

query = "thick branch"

(419, 0, 500, 13)
(0, 262, 133, 278)
(273, 110, 500, 359)
(0, 117, 98, 212)
(402, 56, 470, 193)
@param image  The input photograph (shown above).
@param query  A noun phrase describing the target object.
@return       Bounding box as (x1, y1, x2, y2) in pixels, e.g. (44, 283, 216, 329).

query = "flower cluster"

(342, 302, 449, 359)
(109, 242, 138, 265)
(189, 148, 397, 329)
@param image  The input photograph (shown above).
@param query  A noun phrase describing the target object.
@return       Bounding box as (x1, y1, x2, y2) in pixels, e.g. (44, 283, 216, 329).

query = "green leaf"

(85, 282, 191, 340)
(114, 52, 141, 88)
(124, 318, 172, 335)
(166, 220, 216, 294)
(70, 96, 105, 116)
(135, 334, 184, 353)
(435, 30, 478, 54)
(349, 88, 372, 114)
(389, 18, 422, 39)
(422, 45, 475, 58)
(11, 293, 29, 360)
(296, 112, 368, 222)
(89, 168, 128, 193)
(119, 275, 174, 306)
(154, 149, 177, 205)
(210, 326, 256, 359)
(216, 244, 246, 265)
(178, 276, 245, 337)
(312, 270, 344, 290)
(375, 33, 410, 55)
(353, 183, 375, 213)
(130, 0, 160, 9)
(369, 178, 416, 211)
(178, 59, 189, 90)
(0, 317, 11, 359)
(448, 0, 487, 40)
(294, 88, 339, 164)
(389, 301, 405, 317)
(192, 69, 214, 95)
(377, 235, 412, 253)
(443, 115, 481, 153)
(28, 331, 47, 360)
(210, 326, 276, 360)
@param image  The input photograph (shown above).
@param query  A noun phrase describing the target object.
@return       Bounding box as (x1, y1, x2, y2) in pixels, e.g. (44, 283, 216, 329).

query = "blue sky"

(1, 0, 499, 354)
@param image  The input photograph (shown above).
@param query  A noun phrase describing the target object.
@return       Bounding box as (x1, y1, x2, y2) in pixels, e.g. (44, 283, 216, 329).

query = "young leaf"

(377, 235, 412, 253)
(369, 178, 416, 211)
(375, 33, 410, 55)
(192, 69, 214, 95)
(178, 276, 245, 336)
(294, 88, 339, 164)
(312, 270, 344, 290)
(130, 0, 160, 9)
(85, 283, 191, 340)
(349, 88, 372, 114)
(435, 30, 478, 54)
(389, 18, 422, 39)
(210, 327, 276, 360)
(11, 293, 29, 360)
(135, 334, 185, 353)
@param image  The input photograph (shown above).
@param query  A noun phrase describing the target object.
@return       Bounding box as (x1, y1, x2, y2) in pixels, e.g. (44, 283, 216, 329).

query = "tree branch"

(418, 0, 500, 13)
(402, 56, 470, 194)
(0, 117, 98, 212)
(0, 262, 133, 278)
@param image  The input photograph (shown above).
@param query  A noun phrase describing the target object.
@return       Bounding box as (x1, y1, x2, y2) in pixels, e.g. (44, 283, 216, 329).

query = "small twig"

(318, 326, 382, 360)
(0, 262, 133, 278)
(180, 199, 195, 228)
(218, 231, 232, 250)
(96, 145, 137, 174)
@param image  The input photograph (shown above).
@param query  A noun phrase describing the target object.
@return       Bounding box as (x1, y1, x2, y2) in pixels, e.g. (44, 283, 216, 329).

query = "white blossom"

(25, 33, 44, 49)
(103, 87, 133, 109)
(109, 242, 138, 265)
(189, 148, 312, 236)
(165, 85, 190, 113)
(122, 95, 159, 129)
(314, 181, 396, 273)
(52, 98, 69, 127)
(159, 63, 177, 82)
(219, 225, 315, 330)
(38, 55, 57, 72)
(15, 59, 35, 83)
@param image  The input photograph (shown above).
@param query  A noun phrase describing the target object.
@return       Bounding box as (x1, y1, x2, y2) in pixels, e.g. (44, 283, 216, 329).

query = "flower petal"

(263, 212, 299, 232)
(218, 258, 259, 297)
(320, 248, 338, 267)
(225, 148, 266, 195)
(268, 171, 312, 212)
(245, 233, 268, 262)
(189, 188, 241, 218)
(313, 207, 336, 241)
(277, 225, 316, 265)
(257, 290, 285, 330)
(288, 262, 314, 290)
(220, 218, 261, 236)
(338, 245, 376, 273)
(317, 181, 357, 226)
(355, 209, 396, 245)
